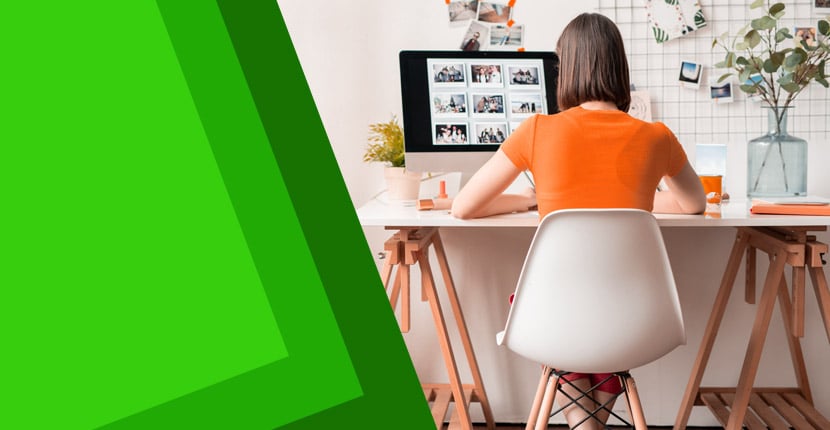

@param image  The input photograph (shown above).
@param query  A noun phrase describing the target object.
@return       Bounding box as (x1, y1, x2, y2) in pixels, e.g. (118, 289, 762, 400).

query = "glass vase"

(746, 106, 807, 198)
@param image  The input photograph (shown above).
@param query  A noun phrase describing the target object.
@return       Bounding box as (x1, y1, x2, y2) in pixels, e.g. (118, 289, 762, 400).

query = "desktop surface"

(356, 198, 830, 228)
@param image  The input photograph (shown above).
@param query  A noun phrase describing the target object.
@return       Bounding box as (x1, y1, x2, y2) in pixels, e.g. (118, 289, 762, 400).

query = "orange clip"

(445, 0, 450, 4)
(506, 19, 514, 27)
(517, 47, 526, 52)
(508, 0, 516, 7)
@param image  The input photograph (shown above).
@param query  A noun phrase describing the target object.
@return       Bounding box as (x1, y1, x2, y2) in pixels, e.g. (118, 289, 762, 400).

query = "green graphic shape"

(2, 0, 433, 428)
(215, 1, 434, 429)
(1, 1, 359, 429)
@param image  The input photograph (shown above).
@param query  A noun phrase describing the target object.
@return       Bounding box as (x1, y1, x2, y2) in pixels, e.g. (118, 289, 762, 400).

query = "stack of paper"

(750, 196, 830, 215)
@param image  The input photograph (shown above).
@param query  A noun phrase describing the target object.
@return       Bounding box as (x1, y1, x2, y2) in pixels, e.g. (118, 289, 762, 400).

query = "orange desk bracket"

(381, 227, 495, 430)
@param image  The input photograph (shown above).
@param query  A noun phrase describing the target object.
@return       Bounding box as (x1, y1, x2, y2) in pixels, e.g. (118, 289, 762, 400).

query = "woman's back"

(501, 107, 688, 217)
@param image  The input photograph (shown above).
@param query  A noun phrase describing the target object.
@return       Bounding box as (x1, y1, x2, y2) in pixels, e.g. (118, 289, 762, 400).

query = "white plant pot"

(384, 167, 421, 201)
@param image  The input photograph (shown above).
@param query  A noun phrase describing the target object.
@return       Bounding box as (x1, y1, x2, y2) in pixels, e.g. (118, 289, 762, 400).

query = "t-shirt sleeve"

(659, 122, 687, 177)
(499, 114, 537, 171)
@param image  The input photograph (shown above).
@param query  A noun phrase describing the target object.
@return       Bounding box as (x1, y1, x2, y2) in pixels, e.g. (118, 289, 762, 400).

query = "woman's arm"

(451, 150, 536, 219)
(653, 161, 707, 214)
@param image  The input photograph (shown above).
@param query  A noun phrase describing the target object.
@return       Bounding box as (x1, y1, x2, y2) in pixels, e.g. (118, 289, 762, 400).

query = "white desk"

(356, 199, 830, 430)
(357, 198, 830, 228)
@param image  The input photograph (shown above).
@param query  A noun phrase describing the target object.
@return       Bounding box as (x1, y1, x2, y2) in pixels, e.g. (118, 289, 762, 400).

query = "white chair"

(496, 209, 686, 430)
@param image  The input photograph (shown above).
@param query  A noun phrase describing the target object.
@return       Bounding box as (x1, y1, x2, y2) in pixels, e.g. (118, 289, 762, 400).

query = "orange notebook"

(750, 197, 830, 215)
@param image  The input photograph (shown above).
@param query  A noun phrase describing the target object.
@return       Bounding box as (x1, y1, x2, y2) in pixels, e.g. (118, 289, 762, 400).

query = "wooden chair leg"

(525, 366, 552, 430)
(533, 372, 558, 430)
(622, 374, 647, 430)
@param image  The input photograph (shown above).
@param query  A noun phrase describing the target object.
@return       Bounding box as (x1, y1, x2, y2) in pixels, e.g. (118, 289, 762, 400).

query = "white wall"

(279, 0, 830, 426)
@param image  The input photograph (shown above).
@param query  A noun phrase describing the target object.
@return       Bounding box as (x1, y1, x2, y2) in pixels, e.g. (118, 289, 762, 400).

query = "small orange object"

(508, 0, 516, 7)
(445, 0, 451, 4)
(437, 180, 448, 199)
(506, 19, 514, 27)
(699, 175, 722, 204)
(517, 47, 526, 52)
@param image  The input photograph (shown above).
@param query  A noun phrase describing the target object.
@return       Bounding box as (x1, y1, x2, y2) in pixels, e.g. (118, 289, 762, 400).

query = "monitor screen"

(399, 50, 559, 186)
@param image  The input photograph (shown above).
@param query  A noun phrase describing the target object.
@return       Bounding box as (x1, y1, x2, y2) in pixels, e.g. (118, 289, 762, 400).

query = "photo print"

(435, 123, 469, 144)
(507, 66, 541, 87)
(709, 79, 734, 104)
(474, 122, 508, 144)
(743, 74, 766, 102)
(678, 60, 702, 89)
(472, 93, 505, 115)
(510, 94, 543, 116)
(461, 21, 490, 51)
(470, 64, 503, 86)
(432, 63, 466, 85)
(433, 93, 468, 116)
(817, 0, 830, 14)
(489, 24, 524, 50)
(448, 0, 479, 24)
(477, 1, 513, 24)
(794, 26, 818, 47)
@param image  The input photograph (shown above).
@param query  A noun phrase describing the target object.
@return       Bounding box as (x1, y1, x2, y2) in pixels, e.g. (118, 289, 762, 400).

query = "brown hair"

(556, 13, 630, 112)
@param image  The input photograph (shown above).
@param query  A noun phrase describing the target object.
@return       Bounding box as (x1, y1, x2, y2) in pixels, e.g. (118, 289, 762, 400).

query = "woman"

(451, 12, 705, 429)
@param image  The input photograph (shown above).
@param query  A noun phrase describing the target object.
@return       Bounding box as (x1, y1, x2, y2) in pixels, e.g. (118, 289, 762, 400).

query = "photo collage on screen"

(428, 58, 546, 146)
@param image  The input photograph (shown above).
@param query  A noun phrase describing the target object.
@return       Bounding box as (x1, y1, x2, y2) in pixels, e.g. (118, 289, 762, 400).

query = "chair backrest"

(497, 208, 686, 373)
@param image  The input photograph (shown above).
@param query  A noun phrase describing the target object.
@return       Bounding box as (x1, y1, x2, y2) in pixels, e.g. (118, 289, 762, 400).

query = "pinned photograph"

(816, 0, 830, 14)
(743, 74, 766, 102)
(435, 123, 469, 144)
(433, 93, 468, 117)
(470, 64, 503, 86)
(507, 66, 541, 88)
(432, 63, 466, 85)
(679, 61, 702, 89)
(794, 26, 818, 47)
(448, 0, 478, 24)
(477, 1, 512, 24)
(474, 122, 508, 144)
(489, 24, 524, 50)
(710, 79, 734, 103)
(471, 93, 506, 115)
(460, 21, 490, 51)
(628, 91, 652, 122)
(510, 94, 543, 116)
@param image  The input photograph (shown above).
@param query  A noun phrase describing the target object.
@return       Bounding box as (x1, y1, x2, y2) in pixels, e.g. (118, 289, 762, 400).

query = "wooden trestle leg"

(381, 227, 495, 430)
(675, 226, 830, 430)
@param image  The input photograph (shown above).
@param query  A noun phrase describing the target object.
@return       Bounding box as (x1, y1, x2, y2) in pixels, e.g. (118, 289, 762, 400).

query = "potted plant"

(364, 115, 421, 200)
(713, 0, 830, 197)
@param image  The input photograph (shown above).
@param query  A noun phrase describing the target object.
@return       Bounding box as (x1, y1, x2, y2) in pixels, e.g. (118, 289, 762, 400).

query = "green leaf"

(750, 0, 765, 9)
(769, 3, 785, 18)
(735, 41, 749, 50)
(739, 68, 752, 83)
(740, 84, 758, 93)
(771, 52, 785, 65)
(746, 29, 761, 48)
(714, 60, 727, 68)
(736, 56, 750, 66)
(782, 82, 800, 92)
(775, 28, 790, 42)
(763, 59, 780, 73)
(751, 16, 777, 31)
(726, 52, 736, 67)
(784, 51, 805, 68)
(819, 19, 830, 37)
(718, 73, 733, 83)
(816, 76, 829, 87)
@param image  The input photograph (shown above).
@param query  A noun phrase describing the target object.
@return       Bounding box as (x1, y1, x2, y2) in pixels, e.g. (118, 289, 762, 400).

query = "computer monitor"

(399, 50, 559, 187)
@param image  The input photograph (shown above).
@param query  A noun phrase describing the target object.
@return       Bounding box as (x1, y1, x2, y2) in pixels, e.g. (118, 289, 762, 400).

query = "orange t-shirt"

(501, 107, 687, 218)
